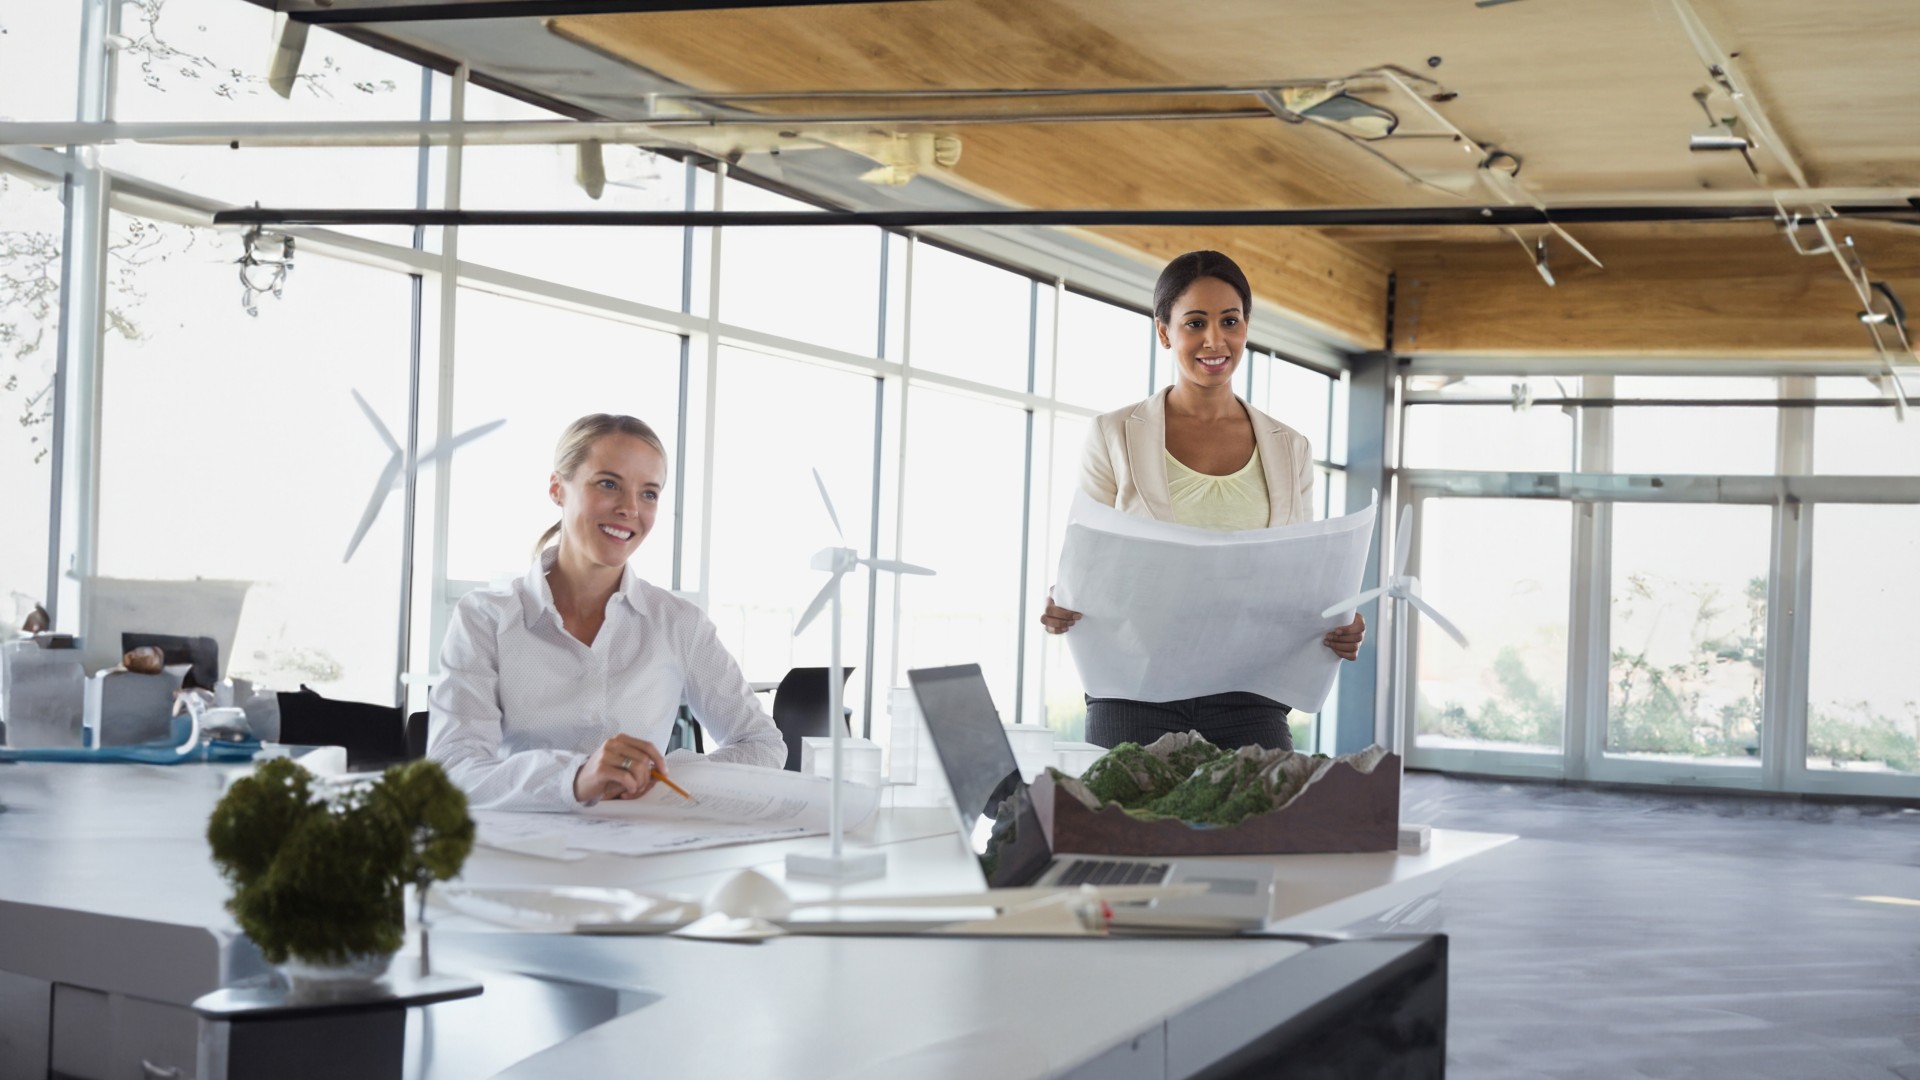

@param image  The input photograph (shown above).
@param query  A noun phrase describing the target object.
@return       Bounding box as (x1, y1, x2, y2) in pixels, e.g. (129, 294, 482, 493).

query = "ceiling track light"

(235, 225, 293, 317)
(1776, 210, 1917, 419)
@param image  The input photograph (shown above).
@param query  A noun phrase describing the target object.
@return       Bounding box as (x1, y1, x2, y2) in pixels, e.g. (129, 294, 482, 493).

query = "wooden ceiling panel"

(545, 0, 1919, 357)
(1393, 223, 1920, 357)
(1692, 0, 1920, 188)
(556, 0, 1400, 345)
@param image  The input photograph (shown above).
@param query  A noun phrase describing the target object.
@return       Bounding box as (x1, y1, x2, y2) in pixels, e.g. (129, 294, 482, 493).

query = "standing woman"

(1041, 251, 1366, 751)
(429, 414, 785, 811)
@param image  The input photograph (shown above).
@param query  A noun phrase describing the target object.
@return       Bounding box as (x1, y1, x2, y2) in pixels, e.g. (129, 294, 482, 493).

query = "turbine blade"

(863, 558, 935, 576)
(418, 418, 507, 471)
(792, 575, 841, 637)
(344, 457, 403, 562)
(352, 389, 400, 454)
(813, 467, 844, 541)
(1321, 586, 1386, 619)
(1405, 593, 1471, 649)
(1394, 503, 1415, 578)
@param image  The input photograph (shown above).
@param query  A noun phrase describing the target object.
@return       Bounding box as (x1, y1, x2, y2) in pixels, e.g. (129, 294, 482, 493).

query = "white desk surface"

(0, 762, 1512, 934)
(0, 762, 1510, 1079)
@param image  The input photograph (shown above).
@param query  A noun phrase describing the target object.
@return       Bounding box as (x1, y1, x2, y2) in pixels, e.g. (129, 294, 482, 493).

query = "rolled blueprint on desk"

(472, 757, 881, 857)
(1054, 492, 1376, 710)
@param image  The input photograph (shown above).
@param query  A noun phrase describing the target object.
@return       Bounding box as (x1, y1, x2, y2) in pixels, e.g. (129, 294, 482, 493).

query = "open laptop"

(909, 664, 1276, 931)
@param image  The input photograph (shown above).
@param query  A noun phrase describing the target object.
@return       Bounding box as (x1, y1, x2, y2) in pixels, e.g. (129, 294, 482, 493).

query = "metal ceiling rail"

(0, 110, 1290, 148)
(1400, 470, 1920, 504)
(276, 0, 944, 23)
(278, 0, 941, 24)
(658, 82, 1340, 102)
(206, 203, 1919, 229)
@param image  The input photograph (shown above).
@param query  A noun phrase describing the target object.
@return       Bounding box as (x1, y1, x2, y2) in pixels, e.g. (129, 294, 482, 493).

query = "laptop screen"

(907, 665, 1055, 888)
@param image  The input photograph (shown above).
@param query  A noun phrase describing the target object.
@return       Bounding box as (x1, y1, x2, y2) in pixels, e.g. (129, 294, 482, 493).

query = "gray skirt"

(1085, 691, 1294, 752)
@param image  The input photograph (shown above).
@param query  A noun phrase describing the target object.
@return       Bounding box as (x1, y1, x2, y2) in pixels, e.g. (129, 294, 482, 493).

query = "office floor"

(1399, 771, 1920, 1080)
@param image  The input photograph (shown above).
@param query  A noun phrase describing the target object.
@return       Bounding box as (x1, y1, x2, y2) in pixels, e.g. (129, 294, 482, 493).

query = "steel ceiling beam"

(208, 203, 1919, 229)
(277, 0, 940, 25)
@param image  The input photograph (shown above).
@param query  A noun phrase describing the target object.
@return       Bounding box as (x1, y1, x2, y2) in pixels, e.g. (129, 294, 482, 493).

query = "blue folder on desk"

(0, 725, 262, 765)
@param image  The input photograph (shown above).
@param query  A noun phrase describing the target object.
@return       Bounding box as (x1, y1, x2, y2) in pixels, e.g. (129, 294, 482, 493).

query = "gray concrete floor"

(1399, 771, 1920, 1080)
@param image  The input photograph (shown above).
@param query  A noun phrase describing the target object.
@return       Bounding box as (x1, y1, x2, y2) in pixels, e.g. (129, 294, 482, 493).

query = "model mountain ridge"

(1049, 732, 1389, 828)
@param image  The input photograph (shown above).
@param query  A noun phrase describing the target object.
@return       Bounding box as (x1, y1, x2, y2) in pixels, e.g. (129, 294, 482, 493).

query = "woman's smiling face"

(1159, 275, 1249, 391)
(551, 433, 667, 570)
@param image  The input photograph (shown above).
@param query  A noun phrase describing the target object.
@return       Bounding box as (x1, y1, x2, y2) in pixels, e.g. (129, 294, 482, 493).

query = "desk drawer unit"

(51, 984, 199, 1080)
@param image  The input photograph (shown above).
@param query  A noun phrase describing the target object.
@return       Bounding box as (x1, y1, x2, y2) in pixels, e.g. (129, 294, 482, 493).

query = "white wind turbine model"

(786, 469, 935, 883)
(1320, 502, 1470, 758)
(343, 389, 506, 562)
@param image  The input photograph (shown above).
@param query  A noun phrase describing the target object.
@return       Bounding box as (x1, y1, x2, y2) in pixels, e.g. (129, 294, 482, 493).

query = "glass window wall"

(706, 346, 878, 723)
(94, 217, 412, 702)
(1413, 499, 1570, 755)
(1606, 504, 1771, 765)
(907, 243, 1031, 391)
(0, 175, 64, 626)
(1805, 505, 1920, 776)
(443, 289, 682, 593)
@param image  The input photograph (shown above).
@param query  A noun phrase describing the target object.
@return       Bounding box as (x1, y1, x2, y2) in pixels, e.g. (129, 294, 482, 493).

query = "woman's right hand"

(1039, 588, 1082, 635)
(574, 734, 670, 805)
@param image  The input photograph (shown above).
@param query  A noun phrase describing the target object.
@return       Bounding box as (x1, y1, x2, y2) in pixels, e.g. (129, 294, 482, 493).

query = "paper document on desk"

(472, 758, 881, 857)
(1054, 492, 1376, 710)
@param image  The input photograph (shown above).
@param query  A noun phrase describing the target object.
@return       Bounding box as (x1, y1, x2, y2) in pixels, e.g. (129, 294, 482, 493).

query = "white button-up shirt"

(428, 547, 786, 811)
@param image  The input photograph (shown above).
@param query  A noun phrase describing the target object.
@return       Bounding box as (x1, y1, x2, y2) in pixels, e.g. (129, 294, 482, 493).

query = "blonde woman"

(1041, 251, 1366, 751)
(429, 414, 785, 810)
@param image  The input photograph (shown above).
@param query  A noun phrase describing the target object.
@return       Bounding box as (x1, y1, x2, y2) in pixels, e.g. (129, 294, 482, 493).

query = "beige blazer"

(1080, 387, 1315, 527)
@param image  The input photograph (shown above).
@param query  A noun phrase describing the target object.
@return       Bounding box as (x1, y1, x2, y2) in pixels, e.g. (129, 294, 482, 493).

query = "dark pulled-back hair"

(1151, 250, 1254, 325)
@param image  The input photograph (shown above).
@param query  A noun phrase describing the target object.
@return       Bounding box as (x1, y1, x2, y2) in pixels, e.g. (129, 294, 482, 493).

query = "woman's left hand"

(1323, 612, 1365, 661)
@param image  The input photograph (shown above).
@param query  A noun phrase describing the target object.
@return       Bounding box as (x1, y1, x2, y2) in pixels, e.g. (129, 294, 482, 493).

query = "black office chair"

(275, 686, 410, 770)
(665, 706, 704, 754)
(405, 711, 429, 761)
(770, 666, 854, 772)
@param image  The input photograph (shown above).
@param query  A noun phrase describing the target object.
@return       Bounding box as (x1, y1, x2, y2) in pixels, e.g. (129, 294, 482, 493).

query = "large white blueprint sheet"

(472, 757, 880, 857)
(1054, 492, 1377, 710)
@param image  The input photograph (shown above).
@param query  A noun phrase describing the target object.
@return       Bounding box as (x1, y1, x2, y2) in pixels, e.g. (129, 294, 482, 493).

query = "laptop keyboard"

(1055, 859, 1170, 887)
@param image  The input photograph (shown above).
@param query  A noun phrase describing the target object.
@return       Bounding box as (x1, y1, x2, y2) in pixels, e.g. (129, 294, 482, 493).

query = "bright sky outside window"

(94, 216, 411, 701)
(103, 0, 421, 247)
(892, 385, 1028, 722)
(1414, 499, 1570, 754)
(1814, 376, 1920, 477)
(1402, 376, 1577, 472)
(1607, 503, 1771, 765)
(1612, 376, 1777, 475)
(459, 84, 686, 311)
(907, 243, 1031, 392)
(443, 289, 682, 593)
(0, 3, 79, 122)
(717, 181, 881, 358)
(1054, 290, 1151, 409)
(1806, 505, 1920, 776)
(1259, 360, 1333, 460)
(706, 346, 878, 724)
(0, 176, 63, 624)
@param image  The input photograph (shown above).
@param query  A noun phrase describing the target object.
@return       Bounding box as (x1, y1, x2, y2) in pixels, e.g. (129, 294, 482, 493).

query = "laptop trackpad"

(1182, 876, 1260, 896)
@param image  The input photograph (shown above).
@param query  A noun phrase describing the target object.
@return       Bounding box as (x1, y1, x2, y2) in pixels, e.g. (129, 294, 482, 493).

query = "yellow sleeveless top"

(1164, 445, 1269, 531)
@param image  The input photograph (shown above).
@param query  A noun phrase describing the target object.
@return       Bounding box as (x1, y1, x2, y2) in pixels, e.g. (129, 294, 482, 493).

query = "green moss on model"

(1080, 742, 1189, 805)
(1143, 755, 1277, 826)
(1059, 734, 1361, 829)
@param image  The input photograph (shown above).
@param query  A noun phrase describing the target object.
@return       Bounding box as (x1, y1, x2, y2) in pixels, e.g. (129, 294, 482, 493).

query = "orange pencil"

(651, 767, 698, 804)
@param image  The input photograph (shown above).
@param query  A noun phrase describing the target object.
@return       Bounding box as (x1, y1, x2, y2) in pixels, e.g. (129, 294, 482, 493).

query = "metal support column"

(1336, 350, 1394, 755)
